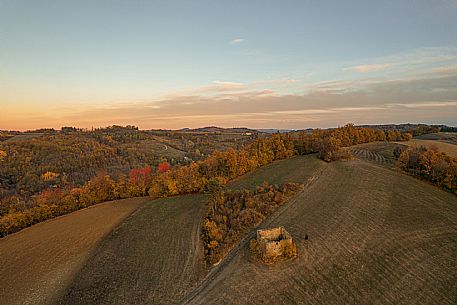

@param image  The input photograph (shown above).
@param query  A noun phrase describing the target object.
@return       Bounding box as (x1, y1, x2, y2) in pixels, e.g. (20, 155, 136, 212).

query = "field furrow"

(0, 197, 147, 305)
(184, 159, 457, 305)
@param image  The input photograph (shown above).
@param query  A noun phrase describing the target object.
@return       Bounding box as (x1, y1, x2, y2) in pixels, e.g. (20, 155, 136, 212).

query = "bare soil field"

(398, 139, 457, 157)
(183, 160, 457, 305)
(351, 142, 405, 166)
(58, 155, 326, 305)
(228, 155, 325, 190)
(0, 197, 147, 305)
(58, 194, 209, 305)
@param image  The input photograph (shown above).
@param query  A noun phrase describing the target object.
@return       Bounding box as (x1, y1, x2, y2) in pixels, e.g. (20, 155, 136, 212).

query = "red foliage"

(129, 165, 152, 185)
(157, 161, 171, 173)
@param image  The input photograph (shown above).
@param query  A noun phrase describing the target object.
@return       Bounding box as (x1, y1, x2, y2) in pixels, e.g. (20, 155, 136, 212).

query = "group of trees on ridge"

(293, 123, 412, 161)
(202, 182, 303, 264)
(395, 145, 457, 194)
(0, 123, 447, 237)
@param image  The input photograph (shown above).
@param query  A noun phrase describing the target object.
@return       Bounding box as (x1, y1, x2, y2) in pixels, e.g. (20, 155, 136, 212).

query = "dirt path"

(184, 160, 457, 305)
(0, 197, 147, 305)
(179, 165, 327, 304)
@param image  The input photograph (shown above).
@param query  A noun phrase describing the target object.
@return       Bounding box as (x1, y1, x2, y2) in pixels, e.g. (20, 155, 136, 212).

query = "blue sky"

(1, 0, 457, 130)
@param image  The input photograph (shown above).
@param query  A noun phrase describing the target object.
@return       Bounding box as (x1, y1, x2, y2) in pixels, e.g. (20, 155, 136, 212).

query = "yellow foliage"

(41, 171, 59, 181)
(165, 177, 179, 195)
(0, 150, 6, 161)
(208, 240, 219, 249)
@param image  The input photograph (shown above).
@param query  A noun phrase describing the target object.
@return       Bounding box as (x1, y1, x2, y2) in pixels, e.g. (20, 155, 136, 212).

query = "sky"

(1, 0, 457, 130)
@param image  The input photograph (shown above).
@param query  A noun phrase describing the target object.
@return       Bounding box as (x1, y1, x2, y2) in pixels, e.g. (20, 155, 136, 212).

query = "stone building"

(256, 227, 294, 260)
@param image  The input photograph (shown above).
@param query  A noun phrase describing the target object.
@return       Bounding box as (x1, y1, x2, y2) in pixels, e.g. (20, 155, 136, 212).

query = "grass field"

(4, 133, 44, 142)
(0, 197, 147, 305)
(183, 160, 457, 305)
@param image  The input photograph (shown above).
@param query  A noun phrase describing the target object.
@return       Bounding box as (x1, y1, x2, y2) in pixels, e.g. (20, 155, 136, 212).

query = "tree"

(158, 161, 171, 173)
(0, 150, 6, 161)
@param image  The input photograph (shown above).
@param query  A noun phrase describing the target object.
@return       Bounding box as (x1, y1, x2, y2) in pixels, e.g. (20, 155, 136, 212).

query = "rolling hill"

(59, 152, 457, 305)
(0, 197, 147, 305)
(1, 147, 456, 305)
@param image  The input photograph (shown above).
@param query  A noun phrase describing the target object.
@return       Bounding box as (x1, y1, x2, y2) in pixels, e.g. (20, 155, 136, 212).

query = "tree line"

(293, 123, 412, 161)
(395, 146, 457, 194)
(0, 134, 295, 236)
(0, 124, 437, 237)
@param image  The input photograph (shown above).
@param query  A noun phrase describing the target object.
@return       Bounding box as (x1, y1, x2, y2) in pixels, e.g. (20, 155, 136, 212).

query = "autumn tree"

(158, 161, 171, 173)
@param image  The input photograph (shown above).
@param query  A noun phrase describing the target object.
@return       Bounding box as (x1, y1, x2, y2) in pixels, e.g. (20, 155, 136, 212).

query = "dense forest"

(0, 126, 257, 202)
(0, 132, 293, 236)
(0, 124, 453, 237)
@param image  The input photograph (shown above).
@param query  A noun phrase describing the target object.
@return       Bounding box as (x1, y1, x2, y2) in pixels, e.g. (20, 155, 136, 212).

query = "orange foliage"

(398, 146, 457, 194)
(41, 171, 59, 181)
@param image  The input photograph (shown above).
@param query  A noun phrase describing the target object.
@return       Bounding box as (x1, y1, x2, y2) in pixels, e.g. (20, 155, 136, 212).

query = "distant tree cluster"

(397, 146, 457, 194)
(0, 134, 295, 237)
(440, 126, 457, 133)
(409, 125, 440, 136)
(201, 182, 304, 265)
(0, 134, 126, 200)
(294, 123, 412, 162)
(146, 134, 295, 198)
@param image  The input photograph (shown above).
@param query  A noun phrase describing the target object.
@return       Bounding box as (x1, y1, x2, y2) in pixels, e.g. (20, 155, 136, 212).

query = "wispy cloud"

(389, 101, 457, 108)
(347, 64, 391, 73)
(4, 46, 457, 130)
(212, 80, 244, 87)
(30, 72, 454, 130)
(343, 47, 457, 76)
(432, 65, 457, 74)
(229, 38, 245, 44)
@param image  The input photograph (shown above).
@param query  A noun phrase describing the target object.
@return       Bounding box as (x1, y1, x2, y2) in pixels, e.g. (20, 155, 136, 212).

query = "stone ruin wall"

(257, 227, 293, 259)
(263, 238, 293, 258)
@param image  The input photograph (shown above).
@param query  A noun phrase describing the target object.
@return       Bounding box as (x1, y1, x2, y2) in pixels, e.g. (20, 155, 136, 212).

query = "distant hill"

(255, 128, 297, 134)
(178, 126, 261, 134)
(357, 123, 442, 132)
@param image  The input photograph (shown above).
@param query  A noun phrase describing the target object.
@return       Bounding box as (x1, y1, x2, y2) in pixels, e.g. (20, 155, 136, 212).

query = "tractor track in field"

(178, 166, 327, 305)
(351, 148, 389, 165)
(182, 159, 457, 305)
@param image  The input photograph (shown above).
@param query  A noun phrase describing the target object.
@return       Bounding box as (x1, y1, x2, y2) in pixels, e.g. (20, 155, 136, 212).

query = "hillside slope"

(183, 160, 457, 305)
(57, 155, 325, 305)
(0, 197, 147, 305)
(398, 139, 457, 157)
